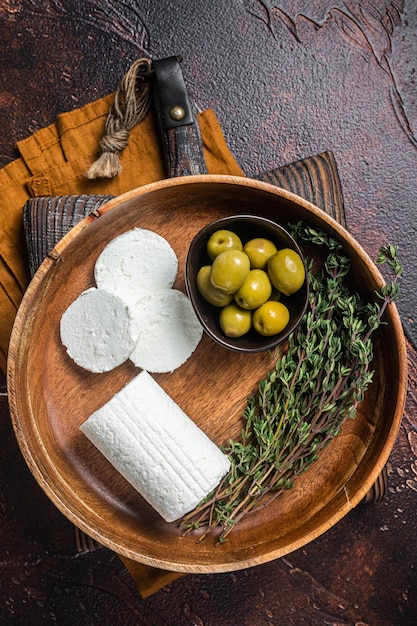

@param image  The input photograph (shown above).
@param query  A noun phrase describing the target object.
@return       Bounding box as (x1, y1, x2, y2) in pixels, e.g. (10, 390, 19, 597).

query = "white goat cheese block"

(80, 370, 230, 522)
(94, 228, 178, 306)
(60, 287, 140, 373)
(129, 289, 203, 373)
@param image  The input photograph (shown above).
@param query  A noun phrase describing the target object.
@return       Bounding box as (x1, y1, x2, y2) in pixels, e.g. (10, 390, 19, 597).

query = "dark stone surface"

(1, 2, 417, 624)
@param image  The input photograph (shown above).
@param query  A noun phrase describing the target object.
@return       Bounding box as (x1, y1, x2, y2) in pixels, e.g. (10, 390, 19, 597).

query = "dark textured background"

(1, 1, 417, 624)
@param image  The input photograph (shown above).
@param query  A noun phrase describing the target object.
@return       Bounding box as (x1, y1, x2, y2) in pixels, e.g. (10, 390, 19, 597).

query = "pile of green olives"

(196, 229, 306, 338)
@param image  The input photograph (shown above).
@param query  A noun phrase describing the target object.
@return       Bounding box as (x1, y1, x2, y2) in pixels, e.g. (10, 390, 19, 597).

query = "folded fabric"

(0, 96, 243, 372)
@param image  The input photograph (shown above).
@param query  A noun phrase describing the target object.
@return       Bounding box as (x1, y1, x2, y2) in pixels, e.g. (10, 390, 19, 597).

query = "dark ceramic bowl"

(185, 214, 309, 353)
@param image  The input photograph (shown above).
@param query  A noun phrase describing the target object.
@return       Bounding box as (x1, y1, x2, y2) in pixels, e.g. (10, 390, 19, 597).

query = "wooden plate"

(7, 175, 407, 573)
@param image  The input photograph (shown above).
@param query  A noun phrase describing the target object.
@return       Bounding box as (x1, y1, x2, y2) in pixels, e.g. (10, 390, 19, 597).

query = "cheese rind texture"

(94, 228, 178, 306)
(60, 287, 140, 373)
(129, 289, 203, 373)
(80, 370, 230, 522)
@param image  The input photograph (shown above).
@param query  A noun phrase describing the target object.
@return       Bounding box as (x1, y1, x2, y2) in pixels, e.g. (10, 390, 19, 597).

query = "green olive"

(196, 265, 234, 307)
(219, 303, 252, 337)
(243, 238, 278, 269)
(207, 229, 243, 260)
(210, 249, 250, 294)
(267, 248, 305, 296)
(233, 269, 272, 309)
(253, 301, 290, 336)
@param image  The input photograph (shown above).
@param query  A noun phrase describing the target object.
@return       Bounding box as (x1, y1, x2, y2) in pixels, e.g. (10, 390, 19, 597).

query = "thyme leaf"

(180, 222, 402, 542)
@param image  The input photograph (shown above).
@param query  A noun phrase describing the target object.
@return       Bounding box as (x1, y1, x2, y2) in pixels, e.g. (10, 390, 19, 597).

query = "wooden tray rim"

(7, 174, 408, 572)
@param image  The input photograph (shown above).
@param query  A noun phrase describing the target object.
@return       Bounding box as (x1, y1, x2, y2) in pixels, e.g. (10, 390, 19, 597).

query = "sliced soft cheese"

(129, 289, 203, 373)
(60, 287, 140, 373)
(80, 370, 230, 523)
(94, 228, 178, 306)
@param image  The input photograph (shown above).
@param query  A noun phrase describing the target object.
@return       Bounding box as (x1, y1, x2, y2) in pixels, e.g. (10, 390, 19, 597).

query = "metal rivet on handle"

(169, 105, 185, 121)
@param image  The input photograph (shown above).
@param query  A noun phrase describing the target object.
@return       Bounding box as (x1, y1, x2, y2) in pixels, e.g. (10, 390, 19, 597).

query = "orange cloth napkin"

(0, 92, 243, 596)
(0, 96, 243, 372)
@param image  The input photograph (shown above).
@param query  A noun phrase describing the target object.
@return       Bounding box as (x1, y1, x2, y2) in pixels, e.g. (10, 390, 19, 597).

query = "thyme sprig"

(181, 224, 402, 542)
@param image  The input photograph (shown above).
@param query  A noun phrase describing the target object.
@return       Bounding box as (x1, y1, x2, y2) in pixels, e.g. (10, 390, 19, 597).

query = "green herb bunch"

(181, 223, 402, 543)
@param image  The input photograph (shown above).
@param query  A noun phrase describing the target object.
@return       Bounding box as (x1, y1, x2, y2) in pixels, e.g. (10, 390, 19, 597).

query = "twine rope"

(85, 58, 153, 179)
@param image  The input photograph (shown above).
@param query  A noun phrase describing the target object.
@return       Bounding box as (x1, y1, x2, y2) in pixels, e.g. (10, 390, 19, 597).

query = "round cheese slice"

(129, 289, 203, 373)
(60, 287, 140, 373)
(94, 228, 178, 305)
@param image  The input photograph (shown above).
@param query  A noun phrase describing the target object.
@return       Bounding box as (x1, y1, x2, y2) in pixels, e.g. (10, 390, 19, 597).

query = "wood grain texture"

(2, 1, 416, 343)
(23, 194, 115, 275)
(160, 123, 208, 177)
(19, 158, 397, 591)
(256, 151, 346, 227)
(1, 1, 417, 623)
(8, 176, 407, 574)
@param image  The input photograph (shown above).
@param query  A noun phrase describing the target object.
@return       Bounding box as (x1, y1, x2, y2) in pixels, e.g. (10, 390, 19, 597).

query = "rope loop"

(86, 58, 153, 179)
